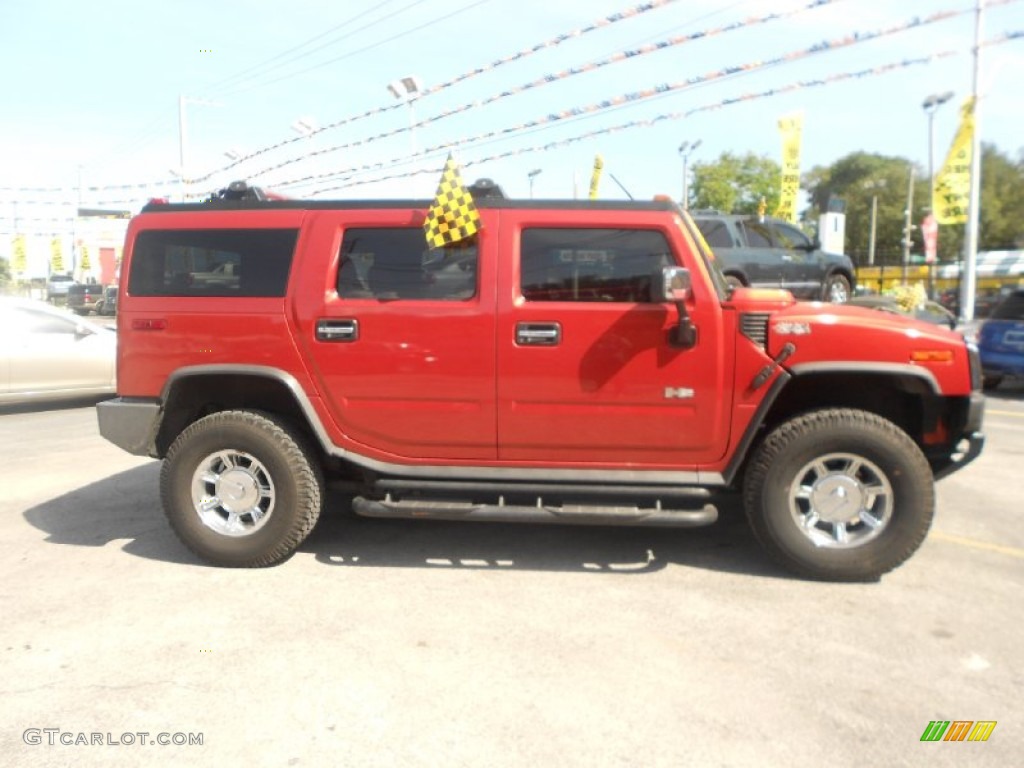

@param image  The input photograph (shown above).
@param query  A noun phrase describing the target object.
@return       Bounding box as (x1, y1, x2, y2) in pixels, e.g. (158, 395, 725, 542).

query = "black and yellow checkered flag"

(424, 153, 481, 249)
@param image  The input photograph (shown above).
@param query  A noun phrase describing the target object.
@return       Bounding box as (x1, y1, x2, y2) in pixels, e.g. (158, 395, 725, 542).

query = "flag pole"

(960, 0, 983, 322)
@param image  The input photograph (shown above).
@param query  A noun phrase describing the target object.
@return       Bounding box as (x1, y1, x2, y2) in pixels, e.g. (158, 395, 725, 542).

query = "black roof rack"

(205, 181, 273, 202)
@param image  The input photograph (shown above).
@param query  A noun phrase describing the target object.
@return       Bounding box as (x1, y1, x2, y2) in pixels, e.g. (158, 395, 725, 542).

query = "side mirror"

(653, 266, 697, 349)
(655, 266, 692, 303)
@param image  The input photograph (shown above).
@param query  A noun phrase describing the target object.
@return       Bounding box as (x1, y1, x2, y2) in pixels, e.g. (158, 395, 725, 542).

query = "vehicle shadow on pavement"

(24, 467, 789, 579)
(23, 462, 204, 566)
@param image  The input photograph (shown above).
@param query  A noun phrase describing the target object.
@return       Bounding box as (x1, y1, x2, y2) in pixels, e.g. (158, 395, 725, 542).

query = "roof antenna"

(608, 172, 634, 200)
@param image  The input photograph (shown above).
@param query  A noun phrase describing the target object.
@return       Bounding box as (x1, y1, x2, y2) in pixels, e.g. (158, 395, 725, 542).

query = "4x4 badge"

(774, 321, 811, 335)
(664, 387, 695, 399)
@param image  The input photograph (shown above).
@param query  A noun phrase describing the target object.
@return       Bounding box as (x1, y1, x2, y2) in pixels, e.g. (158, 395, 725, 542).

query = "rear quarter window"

(127, 229, 298, 297)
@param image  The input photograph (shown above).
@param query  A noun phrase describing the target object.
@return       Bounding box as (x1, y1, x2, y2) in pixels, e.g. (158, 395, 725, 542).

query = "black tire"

(725, 274, 746, 291)
(982, 375, 1003, 391)
(822, 273, 852, 303)
(743, 409, 934, 581)
(160, 410, 324, 567)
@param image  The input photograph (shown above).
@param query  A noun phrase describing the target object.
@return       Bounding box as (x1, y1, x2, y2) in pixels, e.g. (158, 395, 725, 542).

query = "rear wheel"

(822, 273, 852, 303)
(160, 410, 324, 567)
(982, 375, 1003, 390)
(743, 409, 934, 581)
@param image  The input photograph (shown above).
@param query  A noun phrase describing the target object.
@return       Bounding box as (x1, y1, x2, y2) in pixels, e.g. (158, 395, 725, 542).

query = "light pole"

(922, 91, 953, 298)
(177, 94, 219, 200)
(528, 168, 542, 198)
(387, 76, 423, 153)
(862, 178, 887, 268)
(678, 140, 701, 209)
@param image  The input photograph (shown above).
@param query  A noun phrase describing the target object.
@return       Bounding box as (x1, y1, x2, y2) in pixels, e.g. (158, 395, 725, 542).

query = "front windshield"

(676, 210, 729, 300)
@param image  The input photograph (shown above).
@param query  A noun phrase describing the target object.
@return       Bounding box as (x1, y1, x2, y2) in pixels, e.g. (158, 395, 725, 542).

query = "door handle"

(516, 322, 561, 346)
(316, 318, 359, 342)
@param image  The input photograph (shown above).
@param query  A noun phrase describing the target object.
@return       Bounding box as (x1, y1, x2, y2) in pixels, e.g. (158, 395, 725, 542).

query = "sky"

(1, 0, 1022, 234)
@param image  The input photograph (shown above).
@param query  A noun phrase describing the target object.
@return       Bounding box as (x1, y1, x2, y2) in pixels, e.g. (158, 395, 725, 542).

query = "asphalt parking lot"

(1, 385, 1021, 767)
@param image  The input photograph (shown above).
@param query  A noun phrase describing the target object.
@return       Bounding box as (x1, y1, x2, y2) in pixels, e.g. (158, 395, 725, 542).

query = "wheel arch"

(723, 367, 946, 486)
(155, 366, 329, 459)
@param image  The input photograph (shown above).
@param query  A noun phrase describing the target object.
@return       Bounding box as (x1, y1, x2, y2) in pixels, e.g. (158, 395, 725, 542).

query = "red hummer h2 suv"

(97, 181, 984, 580)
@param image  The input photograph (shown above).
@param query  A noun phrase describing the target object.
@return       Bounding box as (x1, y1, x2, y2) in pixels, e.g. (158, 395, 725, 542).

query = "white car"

(0, 297, 116, 405)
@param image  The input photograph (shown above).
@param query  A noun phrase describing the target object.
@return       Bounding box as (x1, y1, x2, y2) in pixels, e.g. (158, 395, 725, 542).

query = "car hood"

(749, 301, 973, 394)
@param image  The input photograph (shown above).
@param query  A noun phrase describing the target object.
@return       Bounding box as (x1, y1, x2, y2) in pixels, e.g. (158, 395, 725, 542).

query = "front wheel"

(743, 409, 934, 581)
(160, 410, 324, 567)
(822, 273, 852, 303)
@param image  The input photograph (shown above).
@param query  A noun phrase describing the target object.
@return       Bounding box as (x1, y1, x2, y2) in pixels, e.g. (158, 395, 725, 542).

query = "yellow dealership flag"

(775, 112, 803, 223)
(12, 235, 27, 274)
(932, 97, 974, 225)
(80, 244, 91, 271)
(423, 153, 481, 249)
(589, 154, 604, 200)
(50, 237, 64, 272)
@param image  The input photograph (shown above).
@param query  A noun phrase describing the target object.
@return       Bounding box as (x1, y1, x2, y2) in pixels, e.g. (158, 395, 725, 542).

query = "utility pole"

(868, 195, 878, 266)
(902, 166, 915, 284)
(960, 0, 983, 322)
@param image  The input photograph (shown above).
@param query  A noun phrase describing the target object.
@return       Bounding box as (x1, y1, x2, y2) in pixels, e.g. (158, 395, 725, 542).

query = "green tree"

(975, 144, 1024, 251)
(690, 152, 781, 214)
(0, 257, 11, 289)
(803, 145, 1024, 266)
(803, 152, 925, 266)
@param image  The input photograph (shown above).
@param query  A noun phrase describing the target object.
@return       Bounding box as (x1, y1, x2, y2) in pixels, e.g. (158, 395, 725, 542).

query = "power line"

(258, 5, 986, 190)
(186, 0, 684, 184)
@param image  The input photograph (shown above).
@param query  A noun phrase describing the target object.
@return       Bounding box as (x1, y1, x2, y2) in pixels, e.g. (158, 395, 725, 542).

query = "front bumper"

(932, 391, 985, 481)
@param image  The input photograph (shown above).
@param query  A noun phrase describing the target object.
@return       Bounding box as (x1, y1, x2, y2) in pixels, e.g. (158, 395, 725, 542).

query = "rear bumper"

(97, 397, 162, 457)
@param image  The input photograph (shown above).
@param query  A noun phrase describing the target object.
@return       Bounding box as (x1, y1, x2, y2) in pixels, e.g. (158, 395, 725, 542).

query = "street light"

(678, 140, 702, 209)
(528, 168, 542, 198)
(387, 76, 423, 153)
(177, 94, 220, 201)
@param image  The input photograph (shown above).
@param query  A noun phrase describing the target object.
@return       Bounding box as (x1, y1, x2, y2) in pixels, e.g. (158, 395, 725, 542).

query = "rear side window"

(128, 229, 298, 297)
(337, 228, 477, 301)
(521, 228, 673, 303)
(694, 219, 734, 249)
(739, 221, 773, 248)
(991, 292, 1024, 320)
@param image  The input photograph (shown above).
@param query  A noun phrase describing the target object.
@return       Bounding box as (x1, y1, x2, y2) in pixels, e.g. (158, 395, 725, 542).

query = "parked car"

(692, 212, 855, 302)
(977, 288, 1024, 389)
(94, 285, 119, 316)
(46, 274, 74, 301)
(0, 297, 116, 405)
(846, 295, 958, 329)
(66, 283, 103, 315)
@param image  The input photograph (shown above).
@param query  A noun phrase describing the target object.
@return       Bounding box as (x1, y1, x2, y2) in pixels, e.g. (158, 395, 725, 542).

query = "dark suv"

(692, 212, 854, 303)
(66, 283, 103, 315)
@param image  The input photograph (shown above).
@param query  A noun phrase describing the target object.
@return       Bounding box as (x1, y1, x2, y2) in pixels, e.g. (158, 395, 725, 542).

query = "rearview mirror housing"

(655, 266, 692, 303)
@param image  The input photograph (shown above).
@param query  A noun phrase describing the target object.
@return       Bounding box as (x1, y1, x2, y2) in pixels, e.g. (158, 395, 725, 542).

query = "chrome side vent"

(740, 312, 770, 348)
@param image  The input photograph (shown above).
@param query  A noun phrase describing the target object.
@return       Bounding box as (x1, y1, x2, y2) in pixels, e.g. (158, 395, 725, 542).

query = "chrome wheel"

(190, 449, 276, 537)
(788, 452, 893, 549)
(826, 277, 850, 303)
